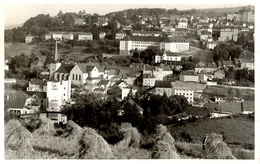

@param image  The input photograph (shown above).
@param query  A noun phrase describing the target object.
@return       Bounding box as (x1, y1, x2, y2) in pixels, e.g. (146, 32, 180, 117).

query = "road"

(215, 84, 254, 90)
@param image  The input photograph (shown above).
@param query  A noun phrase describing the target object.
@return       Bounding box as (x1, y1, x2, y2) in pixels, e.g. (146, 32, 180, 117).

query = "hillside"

(168, 116, 254, 148)
(198, 6, 244, 13)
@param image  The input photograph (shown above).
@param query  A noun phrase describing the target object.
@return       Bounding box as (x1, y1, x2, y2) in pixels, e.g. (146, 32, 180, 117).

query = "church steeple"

(54, 40, 58, 62)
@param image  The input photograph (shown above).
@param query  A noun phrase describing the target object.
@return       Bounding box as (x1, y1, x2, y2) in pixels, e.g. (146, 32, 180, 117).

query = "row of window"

(72, 74, 81, 81)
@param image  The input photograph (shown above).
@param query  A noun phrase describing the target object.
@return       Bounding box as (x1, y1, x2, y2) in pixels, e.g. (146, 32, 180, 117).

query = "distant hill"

(4, 23, 23, 30)
(198, 6, 251, 13)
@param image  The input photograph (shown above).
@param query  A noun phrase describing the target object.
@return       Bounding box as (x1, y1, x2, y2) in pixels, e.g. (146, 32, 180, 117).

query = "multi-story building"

(218, 26, 239, 42)
(200, 30, 212, 41)
(62, 32, 74, 40)
(226, 13, 243, 22)
(237, 59, 254, 70)
(154, 81, 172, 97)
(119, 36, 189, 55)
(143, 74, 156, 87)
(132, 31, 161, 37)
(178, 18, 188, 28)
(27, 79, 47, 92)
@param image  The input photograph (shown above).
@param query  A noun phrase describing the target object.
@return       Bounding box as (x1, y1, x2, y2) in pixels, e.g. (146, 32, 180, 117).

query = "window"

(76, 74, 77, 80)
(79, 75, 81, 81)
(72, 74, 74, 80)
(41, 100, 43, 103)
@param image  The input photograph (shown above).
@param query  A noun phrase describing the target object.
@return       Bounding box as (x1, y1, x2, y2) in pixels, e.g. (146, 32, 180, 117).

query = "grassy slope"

(168, 117, 254, 146)
(5, 43, 36, 58)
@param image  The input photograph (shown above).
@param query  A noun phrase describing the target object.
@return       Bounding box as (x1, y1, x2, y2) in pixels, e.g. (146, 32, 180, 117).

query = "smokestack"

(54, 40, 58, 61)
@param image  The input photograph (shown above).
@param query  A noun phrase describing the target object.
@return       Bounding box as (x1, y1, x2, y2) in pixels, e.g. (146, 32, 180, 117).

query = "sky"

(3, 0, 256, 26)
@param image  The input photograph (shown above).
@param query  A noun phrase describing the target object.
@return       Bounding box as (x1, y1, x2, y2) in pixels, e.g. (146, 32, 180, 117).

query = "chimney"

(54, 40, 58, 61)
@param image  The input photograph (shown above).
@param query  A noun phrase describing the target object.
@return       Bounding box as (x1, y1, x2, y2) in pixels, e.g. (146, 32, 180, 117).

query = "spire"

(54, 40, 58, 61)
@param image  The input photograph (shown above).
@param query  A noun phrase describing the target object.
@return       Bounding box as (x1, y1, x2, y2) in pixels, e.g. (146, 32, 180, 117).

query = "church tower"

(48, 40, 61, 80)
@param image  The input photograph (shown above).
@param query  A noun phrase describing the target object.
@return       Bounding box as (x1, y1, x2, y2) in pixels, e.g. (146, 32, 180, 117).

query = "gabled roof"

(219, 102, 242, 113)
(56, 63, 75, 74)
(185, 106, 210, 117)
(155, 81, 172, 88)
(98, 80, 110, 86)
(26, 91, 47, 99)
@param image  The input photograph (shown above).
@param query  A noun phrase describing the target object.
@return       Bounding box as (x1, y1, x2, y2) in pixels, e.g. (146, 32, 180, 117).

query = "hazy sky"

(4, 0, 255, 26)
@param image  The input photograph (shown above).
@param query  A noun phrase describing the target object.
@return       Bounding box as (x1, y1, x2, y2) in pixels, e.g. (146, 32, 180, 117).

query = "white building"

(155, 52, 182, 63)
(46, 79, 71, 112)
(178, 18, 188, 28)
(120, 36, 189, 55)
(143, 74, 156, 87)
(121, 87, 137, 100)
(115, 32, 126, 40)
(77, 32, 93, 41)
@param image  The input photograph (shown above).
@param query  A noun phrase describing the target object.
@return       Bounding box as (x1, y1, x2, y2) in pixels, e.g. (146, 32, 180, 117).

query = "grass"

(5, 43, 36, 58)
(168, 117, 254, 149)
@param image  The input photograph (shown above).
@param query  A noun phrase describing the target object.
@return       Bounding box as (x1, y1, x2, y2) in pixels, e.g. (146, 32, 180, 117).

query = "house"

(238, 59, 254, 70)
(218, 26, 239, 42)
(154, 51, 182, 63)
(27, 79, 47, 92)
(152, 66, 173, 81)
(123, 70, 140, 86)
(77, 32, 93, 41)
(74, 18, 85, 25)
(99, 32, 106, 39)
(241, 101, 254, 114)
(172, 81, 206, 103)
(45, 34, 52, 40)
(121, 87, 137, 100)
(25, 34, 34, 44)
(178, 18, 188, 28)
(115, 32, 126, 40)
(5, 91, 31, 114)
(62, 32, 74, 40)
(114, 80, 128, 89)
(70, 64, 104, 85)
(213, 69, 225, 79)
(154, 81, 172, 97)
(200, 30, 212, 41)
(25, 91, 47, 112)
(143, 74, 156, 87)
(132, 31, 162, 37)
(179, 71, 199, 83)
(195, 63, 218, 73)
(206, 41, 218, 50)
(97, 80, 111, 89)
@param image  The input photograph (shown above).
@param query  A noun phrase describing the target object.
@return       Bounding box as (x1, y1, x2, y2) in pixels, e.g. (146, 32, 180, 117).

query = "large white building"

(119, 36, 189, 55)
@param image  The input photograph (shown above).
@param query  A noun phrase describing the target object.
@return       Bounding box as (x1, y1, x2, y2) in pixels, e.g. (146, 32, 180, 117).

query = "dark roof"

(155, 81, 172, 88)
(56, 63, 75, 74)
(163, 36, 186, 43)
(26, 91, 47, 99)
(219, 102, 242, 113)
(242, 101, 254, 112)
(5, 91, 31, 109)
(30, 79, 44, 85)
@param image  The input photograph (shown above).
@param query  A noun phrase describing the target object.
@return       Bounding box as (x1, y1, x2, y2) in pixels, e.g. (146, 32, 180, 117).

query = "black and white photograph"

(2, 0, 258, 161)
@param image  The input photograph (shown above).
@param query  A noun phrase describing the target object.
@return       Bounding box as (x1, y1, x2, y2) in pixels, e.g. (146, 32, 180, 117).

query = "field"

(168, 116, 254, 148)
(5, 43, 36, 58)
(4, 116, 254, 159)
(203, 85, 254, 100)
(189, 46, 214, 63)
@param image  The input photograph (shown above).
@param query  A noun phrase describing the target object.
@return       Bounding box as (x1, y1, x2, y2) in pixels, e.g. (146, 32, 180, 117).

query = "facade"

(178, 19, 188, 28)
(132, 31, 161, 37)
(143, 74, 156, 87)
(62, 32, 74, 40)
(25, 35, 34, 43)
(200, 31, 212, 41)
(206, 42, 218, 50)
(218, 26, 239, 42)
(78, 32, 93, 41)
(155, 52, 182, 63)
(99, 32, 106, 39)
(119, 36, 189, 55)
(27, 79, 47, 92)
(115, 32, 126, 40)
(46, 79, 71, 112)
(238, 59, 254, 70)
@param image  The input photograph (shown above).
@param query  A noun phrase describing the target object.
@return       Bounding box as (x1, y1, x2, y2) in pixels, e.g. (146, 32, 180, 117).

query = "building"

(214, 69, 225, 79)
(206, 41, 218, 50)
(62, 32, 74, 40)
(200, 30, 212, 41)
(179, 71, 199, 82)
(25, 34, 34, 44)
(178, 18, 188, 28)
(119, 36, 189, 55)
(74, 18, 85, 25)
(115, 32, 126, 40)
(77, 32, 93, 41)
(237, 58, 254, 70)
(27, 79, 47, 92)
(46, 79, 71, 112)
(154, 81, 172, 97)
(154, 52, 182, 63)
(218, 26, 239, 42)
(54, 63, 75, 82)
(226, 13, 242, 22)
(99, 32, 106, 39)
(70, 64, 104, 85)
(143, 74, 156, 87)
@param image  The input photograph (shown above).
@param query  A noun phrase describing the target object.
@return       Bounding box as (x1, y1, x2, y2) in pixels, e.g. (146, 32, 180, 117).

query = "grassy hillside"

(5, 43, 36, 58)
(168, 116, 254, 148)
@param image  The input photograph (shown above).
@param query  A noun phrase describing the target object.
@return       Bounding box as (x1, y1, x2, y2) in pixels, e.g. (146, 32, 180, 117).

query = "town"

(4, 5, 255, 159)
